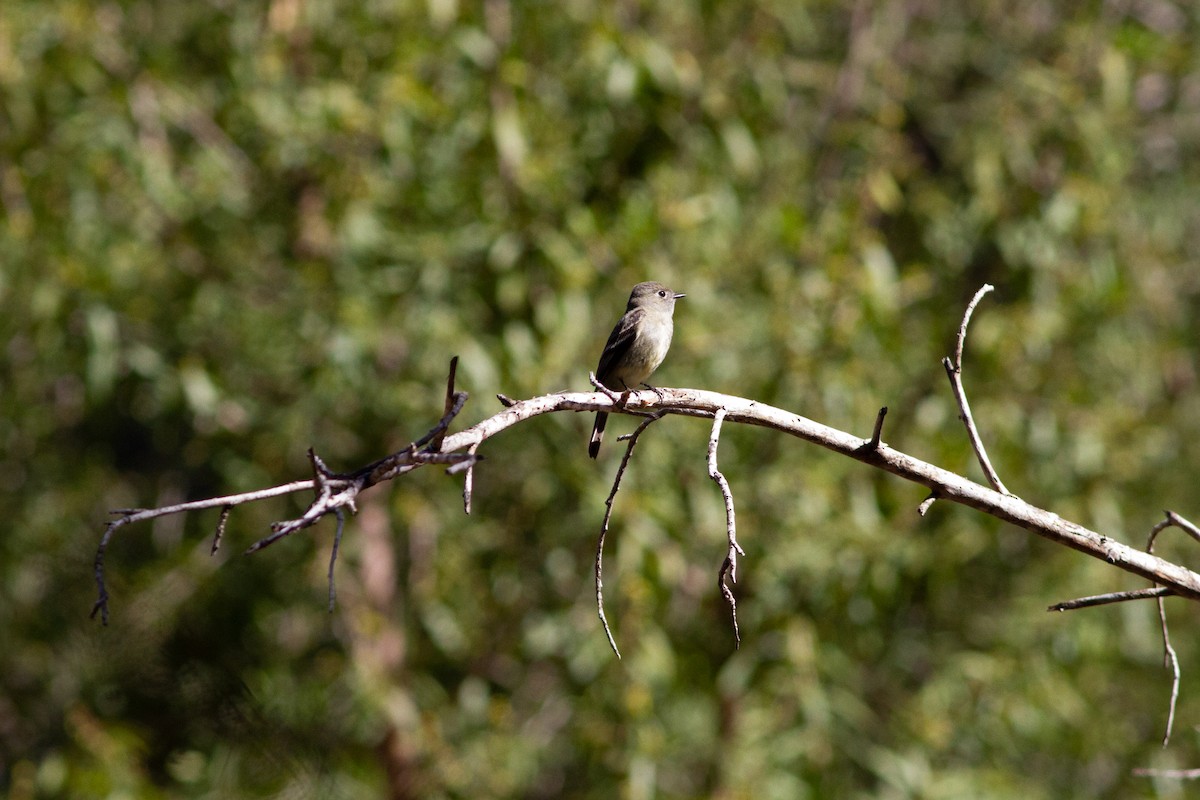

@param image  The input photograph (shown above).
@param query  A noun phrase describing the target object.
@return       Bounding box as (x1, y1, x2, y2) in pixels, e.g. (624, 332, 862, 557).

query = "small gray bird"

(589, 281, 685, 458)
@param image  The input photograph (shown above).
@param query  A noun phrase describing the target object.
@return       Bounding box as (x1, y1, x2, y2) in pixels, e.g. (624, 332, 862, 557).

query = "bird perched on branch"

(589, 281, 685, 458)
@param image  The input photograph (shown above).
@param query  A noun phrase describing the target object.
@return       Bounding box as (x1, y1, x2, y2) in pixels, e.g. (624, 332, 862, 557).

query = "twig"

(589, 371, 623, 402)
(399, 392, 469, 460)
(462, 442, 481, 515)
(430, 356, 458, 452)
(91, 480, 313, 624)
(1049, 511, 1200, 748)
(866, 406, 888, 450)
(1160, 510, 1200, 545)
(242, 448, 353, 554)
(708, 408, 745, 648)
(92, 363, 477, 624)
(942, 284, 1011, 496)
(328, 509, 345, 612)
(1158, 604, 1180, 747)
(1132, 768, 1200, 779)
(1054, 511, 1200, 746)
(594, 412, 666, 659)
(917, 493, 938, 517)
(1145, 510, 1200, 746)
(242, 449, 472, 554)
(211, 504, 233, 555)
(1048, 586, 1173, 611)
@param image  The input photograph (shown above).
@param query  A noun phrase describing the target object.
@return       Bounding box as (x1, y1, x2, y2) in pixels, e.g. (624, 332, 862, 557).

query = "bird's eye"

(658, 290, 667, 297)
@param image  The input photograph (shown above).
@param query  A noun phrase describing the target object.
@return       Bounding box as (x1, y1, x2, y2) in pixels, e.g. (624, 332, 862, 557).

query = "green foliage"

(4, 0, 1200, 796)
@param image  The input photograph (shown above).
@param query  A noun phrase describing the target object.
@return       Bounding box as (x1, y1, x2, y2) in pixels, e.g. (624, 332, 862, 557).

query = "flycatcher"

(589, 281, 685, 458)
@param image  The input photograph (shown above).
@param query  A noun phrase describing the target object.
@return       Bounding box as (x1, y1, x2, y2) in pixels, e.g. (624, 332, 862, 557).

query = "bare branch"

(95, 382, 1200, 623)
(444, 387, 1200, 603)
(92, 369, 478, 624)
(1132, 767, 1200, 779)
(708, 408, 745, 648)
(91, 480, 314, 623)
(241, 448, 474, 555)
(1158, 598, 1180, 747)
(462, 442, 481, 515)
(1048, 587, 1173, 611)
(87, 285, 1200, 751)
(952, 285, 991, 369)
(942, 284, 1011, 496)
(328, 509, 345, 612)
(1055, 511, 1200, 746)
(594, 412, 666, 659)
(1144, 510, 1200, 746)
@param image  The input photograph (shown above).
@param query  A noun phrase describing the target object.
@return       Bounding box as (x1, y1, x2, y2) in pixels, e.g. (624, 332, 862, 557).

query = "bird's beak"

(674, 292, 686, 299)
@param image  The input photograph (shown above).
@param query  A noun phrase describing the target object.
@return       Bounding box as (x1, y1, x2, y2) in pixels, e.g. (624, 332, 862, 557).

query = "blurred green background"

(4, 0, 1200, 797)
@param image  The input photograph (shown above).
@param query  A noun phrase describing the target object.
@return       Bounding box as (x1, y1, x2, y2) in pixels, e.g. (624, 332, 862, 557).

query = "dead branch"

(93, 288, 1200, 662)
(942, 284, 1012, 496)
(461, 442, 481, 515)
(1133, 767, 1200, 779)
(593, 413, 666, 659)
(708, 408, 745, 648)
(90, 370, 479, 624)
(89, 285, 1200, 769)
(1048, 587, 1172, 611)
(1145, 511, 1200, 746)
(93, 379, 1200, 623)
(1052, 510, 1200, 749)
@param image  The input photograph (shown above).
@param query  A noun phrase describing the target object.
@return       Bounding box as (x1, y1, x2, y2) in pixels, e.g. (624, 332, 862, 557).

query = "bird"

(588, 281, 685, 458)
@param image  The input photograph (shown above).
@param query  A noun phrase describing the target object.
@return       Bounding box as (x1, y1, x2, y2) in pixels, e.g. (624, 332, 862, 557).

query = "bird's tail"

(588, 412, 608, 458)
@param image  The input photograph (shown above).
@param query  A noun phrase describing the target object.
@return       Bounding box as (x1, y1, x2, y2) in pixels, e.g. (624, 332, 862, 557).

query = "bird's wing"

(595, 307, 644, 387)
